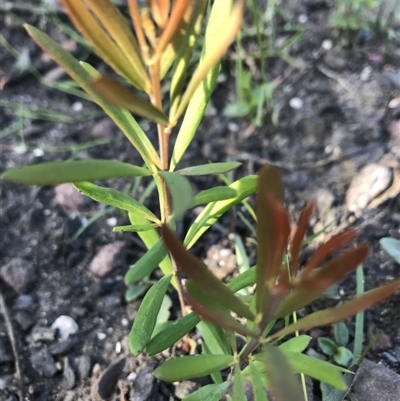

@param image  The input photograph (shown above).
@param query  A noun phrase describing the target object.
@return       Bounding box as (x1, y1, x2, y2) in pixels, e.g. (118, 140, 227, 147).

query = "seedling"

(318, 322, 353, 367)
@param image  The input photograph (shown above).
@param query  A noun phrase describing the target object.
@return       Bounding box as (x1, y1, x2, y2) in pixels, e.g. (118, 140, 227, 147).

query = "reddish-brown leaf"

(274, 245, 369, 318)
(289, 201, 314, 276)
(267, 280, 400, 341)
(301, 230, 358, 276)
(255, 165, 283, 314)
(185, 292, 257, 338)
(161, 226, 255, 320)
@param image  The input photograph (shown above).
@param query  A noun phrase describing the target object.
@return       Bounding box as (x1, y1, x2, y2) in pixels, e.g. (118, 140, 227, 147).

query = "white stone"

(51, 315, 79, 341)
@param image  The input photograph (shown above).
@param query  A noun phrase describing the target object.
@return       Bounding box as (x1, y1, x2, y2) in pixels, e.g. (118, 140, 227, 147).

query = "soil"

(1, 1, 400, 401)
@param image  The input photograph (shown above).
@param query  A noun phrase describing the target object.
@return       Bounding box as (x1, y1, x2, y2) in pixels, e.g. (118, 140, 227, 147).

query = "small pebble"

(97, 332, 107, 341)
(106, 217, 117, 227)
(116, 342, 122, 354)
(289, 97, 304, 109)
(322, 39, 333, 50)
(51, 315, 79, 341)
(361, 66, 373, 81)
(72, 101, 83, 111)
(298, 14, 308, 23)
(32, 148, 44, 157)
(62, 356, 76, 390)
(30, 349, 57, 377)
(1, 258, 37, 294)
(89, 241, 125, 278)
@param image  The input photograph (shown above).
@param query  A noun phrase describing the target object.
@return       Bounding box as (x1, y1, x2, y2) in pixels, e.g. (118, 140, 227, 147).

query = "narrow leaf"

(151, 0, 191, 64)
(197, 321, 231, 355)
(130, 213, 173, 278)
(184, 175, 257, 249)
(162, 226, 254, 320)
(279, 351, 348, 389)
(172, 0, 244, 122)
(129, 274, 172, 355)
(301, 230, 358, 276)
(255, 165, 284, 312)
(146, 312, 200, 355)
(177, 162, 242, 176)
(185, 289, 256, 337)
(1, 160, 151, 185)
(183, 382, 231, 401)
(92, 76, 169, 125)
(233, 364, 246, 401)
(276, 245, 369, 317)
(278, 335, 312, 354)
(262, 344, 304, 401)
(227, 267, 256, 293)
(268, 280, 400, 341)
(192, 187, 238, 207)
(290, 202, 314, 276)
(83, 0, 149, 88)
(125, 240, 167, 284)
(169, 0, 208, 109)
(74, 182, 159, 223)
(170, 0, 233, 170)
(249, 363, 268, 401)
(159, 171, 193, 219)
(59, 0, 148, 91)
(24, 24, 159, 168)
(153, 354, 234, 382)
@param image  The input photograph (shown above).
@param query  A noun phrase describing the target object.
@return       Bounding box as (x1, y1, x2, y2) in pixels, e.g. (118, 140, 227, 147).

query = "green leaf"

(261, 344, 304, 401)
(249, 363, 268, 401)
(113, 223, 156, 233)
(233, 364, 246, 401)
(172, 1, 243, 122)
(334, 322, 349, 347)
(130, 213, 173, 279)
(129, 274, 172, 355)
(169, 0, 233, 171)
(74, 182, 159, 223)
(125, 282, 150, 302)
(162, 227, 255, 320)
(278, 335, 312, 353)
(146, 312, 200, 356)
(192, 187, 238, 208)
(177, 162, 242, 176)
(380, 237, 400, 264)
(1, 160, 151, 185)
(333, 346, 353, 367)
(183, 382, 230, 401)
(184, 175, 257, 249)
(318, 337, 337, 356)
(198, 321, 231, 356)
(279, 350, 348, 389)
(24, 25, 159, 169)
(169, 0, 208, 112)
(92, 76, 169, 125)
(153, 354, 233, 382)
(125, 240, 167, 284)
(159, 171, 193, 219)
(227, 267, 256, 293)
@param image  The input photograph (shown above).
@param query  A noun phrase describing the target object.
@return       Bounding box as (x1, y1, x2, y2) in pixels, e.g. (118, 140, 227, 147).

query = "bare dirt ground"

(1, 1, 400, 400)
